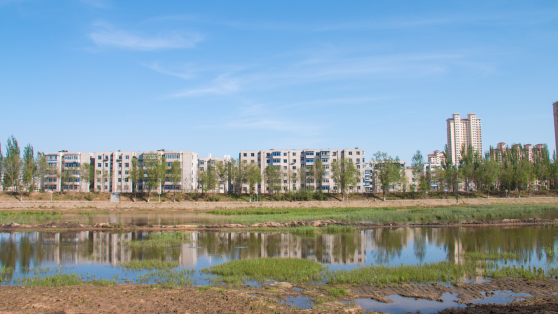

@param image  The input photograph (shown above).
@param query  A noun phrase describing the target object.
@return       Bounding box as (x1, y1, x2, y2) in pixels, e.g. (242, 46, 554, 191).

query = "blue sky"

(1, 0, 557, 161)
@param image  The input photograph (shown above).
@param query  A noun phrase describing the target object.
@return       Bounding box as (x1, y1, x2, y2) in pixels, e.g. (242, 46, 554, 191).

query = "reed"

(121, 260, 179, 271)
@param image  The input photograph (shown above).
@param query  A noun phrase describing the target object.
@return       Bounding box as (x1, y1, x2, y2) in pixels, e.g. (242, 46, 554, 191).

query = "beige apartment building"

(238, 148, 367, 193)
(427, 150, 445, 165)
(446, 113, 482, 165)
(198, 154, 231, 193)
(42, 151, 94, 192)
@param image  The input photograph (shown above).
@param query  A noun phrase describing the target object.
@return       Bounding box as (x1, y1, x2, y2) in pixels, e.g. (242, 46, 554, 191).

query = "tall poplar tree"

(2, 136, 23, 201)
(169, 160, 182, 201)
(22, 144, 37, 195)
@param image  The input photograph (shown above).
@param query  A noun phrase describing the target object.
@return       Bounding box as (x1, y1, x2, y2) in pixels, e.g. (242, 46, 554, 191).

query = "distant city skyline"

(1, 1, 557, 162)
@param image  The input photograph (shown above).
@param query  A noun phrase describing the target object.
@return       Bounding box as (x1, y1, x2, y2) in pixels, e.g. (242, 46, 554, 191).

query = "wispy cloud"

(169, 74, 241, 97)
(89, 22, 203, 51)
(142, 62, 196, 79)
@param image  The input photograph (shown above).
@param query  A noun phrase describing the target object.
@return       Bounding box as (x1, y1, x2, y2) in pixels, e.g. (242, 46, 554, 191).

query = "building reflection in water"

(0, 226, 556, 271)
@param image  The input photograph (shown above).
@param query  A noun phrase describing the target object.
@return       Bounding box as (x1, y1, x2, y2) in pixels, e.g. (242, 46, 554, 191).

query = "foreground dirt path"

(1, 197, 558, 211)
(0, 285, 301, 314)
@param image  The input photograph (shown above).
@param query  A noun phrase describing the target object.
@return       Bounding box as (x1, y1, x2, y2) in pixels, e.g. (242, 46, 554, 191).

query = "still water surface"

(1, 225, 556, 286)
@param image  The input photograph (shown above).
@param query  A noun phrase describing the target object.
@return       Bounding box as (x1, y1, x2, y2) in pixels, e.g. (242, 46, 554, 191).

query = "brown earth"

(1, 217, 557, 232)
(1, 196, 558, 211)
(1, 278, 557, 313)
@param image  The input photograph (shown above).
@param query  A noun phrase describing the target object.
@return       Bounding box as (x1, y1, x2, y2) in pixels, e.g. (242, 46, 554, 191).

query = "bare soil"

(1, 196, 558, 211)
(1, 278, 557, 313)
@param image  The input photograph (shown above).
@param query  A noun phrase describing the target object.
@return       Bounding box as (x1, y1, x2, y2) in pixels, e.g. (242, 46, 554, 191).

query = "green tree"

(215, 160, 228, 194)
(313, 158, 326, 193)
(230, 159, 246, 193)
(332, 157, 361, 201)
(264, 165, 281, 196)
(2, 136, 23, 201)
(459, 144, 477, 195)
(441, 145, 458, 193)
(245, 163, 262, 200)
(128, 157, 143, 201)
(143, 152, 161, 202)
(35, 152, 48, 192)
(169, 160, 182, 201)
(481, 152, 500, 198)
(411, 150, 426, 195)
(372, 152, 401, 201)
(22, 144, 37, 195)
(79, 163, 93, 193)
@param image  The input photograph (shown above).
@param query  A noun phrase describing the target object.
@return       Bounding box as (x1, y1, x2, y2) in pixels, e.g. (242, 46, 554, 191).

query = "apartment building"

(42, 151, 94, 192)
(93, 150, 198, 193)
(367, 160, 407, 193)
(238, 148, 367, 193)
(198, 154, 231, 193)
(427, 150, 446, 165)
(446, 113, 482, 165)
(490, 142, 546, 163)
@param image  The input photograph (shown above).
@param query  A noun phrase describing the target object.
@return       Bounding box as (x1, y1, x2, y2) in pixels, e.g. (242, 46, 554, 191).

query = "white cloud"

(142, 62, 196, 79)
(169, 74, 241, 97)
(89, 22, 203, 51)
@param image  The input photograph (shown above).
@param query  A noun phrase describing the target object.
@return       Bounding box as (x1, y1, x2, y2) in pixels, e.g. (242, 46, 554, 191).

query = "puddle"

(470, 291, 532, 305)
(355, 292, 465, 314)
(281, 295, 314, 309)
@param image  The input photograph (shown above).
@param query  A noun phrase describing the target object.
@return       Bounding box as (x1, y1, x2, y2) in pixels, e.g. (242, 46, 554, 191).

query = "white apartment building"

(198, 154, 231, 193)
(367, 160, 407, 193)
(42, 151, 94, 192)
(239, 148, 367, 193)
(93, 150, 198, 193)
(447, 113, 482, 165)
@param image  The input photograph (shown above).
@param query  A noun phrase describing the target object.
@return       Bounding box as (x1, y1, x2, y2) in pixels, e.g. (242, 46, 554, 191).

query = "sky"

(1, 0, 557, 162)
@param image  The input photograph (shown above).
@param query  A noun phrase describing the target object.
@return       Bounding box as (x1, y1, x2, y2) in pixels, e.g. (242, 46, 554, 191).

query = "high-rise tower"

(446, 113, 482, 165)
(553, 102, 558, 154)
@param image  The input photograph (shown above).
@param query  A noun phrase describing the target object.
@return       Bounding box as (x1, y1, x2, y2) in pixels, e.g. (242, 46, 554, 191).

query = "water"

(1, 226, 556, 310)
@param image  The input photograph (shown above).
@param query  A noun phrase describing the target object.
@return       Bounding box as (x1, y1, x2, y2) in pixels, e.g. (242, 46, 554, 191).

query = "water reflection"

(0, 226, 556, 285)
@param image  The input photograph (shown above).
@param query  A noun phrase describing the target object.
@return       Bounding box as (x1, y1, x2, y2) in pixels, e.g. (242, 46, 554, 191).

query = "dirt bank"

(1, 217, 557, 232)
(1, 197, 558, 211)
(1, 278, 556, 313)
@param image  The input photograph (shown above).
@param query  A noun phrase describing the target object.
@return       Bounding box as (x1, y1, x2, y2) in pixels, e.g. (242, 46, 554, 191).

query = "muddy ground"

(1, 278, 558, 313)
(1, 217, 557, 232)
(1, 197, 558, 211)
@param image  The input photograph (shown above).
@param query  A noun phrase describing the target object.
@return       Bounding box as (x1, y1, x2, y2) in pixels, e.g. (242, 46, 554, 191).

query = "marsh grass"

(0, 210, 62, 224)
(121, 260, 179, 271)
(137, 268, 195, 286)
(126, 232, 190, 249)
(208, 205, 558, 224)
(202, 258, 323, 284)
(329, 288, 347, 297)
(19, 273, 116, 287)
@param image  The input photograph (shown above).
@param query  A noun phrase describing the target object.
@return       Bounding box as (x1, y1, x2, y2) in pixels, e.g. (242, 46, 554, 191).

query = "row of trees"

(127, 154, 183, 202)
(409, 143, 558, 198)
(196, 157, 362, 201)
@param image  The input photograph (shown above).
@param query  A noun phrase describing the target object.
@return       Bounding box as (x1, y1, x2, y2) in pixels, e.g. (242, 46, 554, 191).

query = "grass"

(207, 204, 558, 224)
(202, 258, 323, 284)
(329, 288, 347, 297)
(126, 232, 190, 249)
(137, 268, 196, 286)
(121, 260, 179, 271)
(463, 252, 520, 260)
(19, 273, 116, 287)
(0, 210, 63, 224)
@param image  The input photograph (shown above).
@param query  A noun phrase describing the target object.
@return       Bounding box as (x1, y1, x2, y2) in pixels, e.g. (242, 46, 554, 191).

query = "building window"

(283, 159, 287, 163)
(97, 163, 101, 167)
(357, 152, 361, 155)
(292, 166, 296, 170)
(98, 156, 101, 160)
(125, 163, 129, 167)
(251, 153, 254, 157)
(251, 160, 255, 163)
(243, 153, 247, 157)
(293, 153, 296, 156)
(118, 178, 121, 182)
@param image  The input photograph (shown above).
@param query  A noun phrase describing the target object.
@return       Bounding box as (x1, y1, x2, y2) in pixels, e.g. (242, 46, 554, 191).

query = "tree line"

(408, 143, 558, 198)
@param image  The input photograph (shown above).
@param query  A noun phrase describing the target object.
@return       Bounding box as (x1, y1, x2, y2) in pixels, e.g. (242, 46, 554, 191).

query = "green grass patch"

(121, 260, 179, 270)
(126, 232, 190, 249)
(206, 204, 558, 224)
(329, 288, 347, 297)
(137, 268, 195, 286)
(202, 258, 323, 284)
(463, 252, 520, 260)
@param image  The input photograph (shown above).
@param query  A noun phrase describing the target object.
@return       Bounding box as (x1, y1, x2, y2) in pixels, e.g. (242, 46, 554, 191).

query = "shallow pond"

(1, 225, 557, 311)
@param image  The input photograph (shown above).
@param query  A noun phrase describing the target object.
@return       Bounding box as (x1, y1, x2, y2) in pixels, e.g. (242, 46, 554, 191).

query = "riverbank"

(1, 196, 558, 211)
(1, 278, 557, 313)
